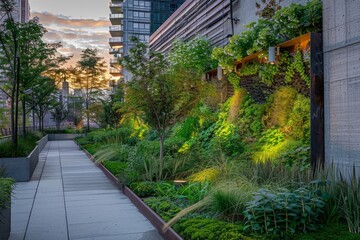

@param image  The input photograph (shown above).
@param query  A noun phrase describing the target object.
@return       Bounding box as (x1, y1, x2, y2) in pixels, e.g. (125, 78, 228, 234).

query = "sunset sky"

(30, 0, 110, 68)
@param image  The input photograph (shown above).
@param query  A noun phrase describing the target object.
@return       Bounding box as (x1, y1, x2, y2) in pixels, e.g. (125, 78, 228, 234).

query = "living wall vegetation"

(76, 0, 360, 239)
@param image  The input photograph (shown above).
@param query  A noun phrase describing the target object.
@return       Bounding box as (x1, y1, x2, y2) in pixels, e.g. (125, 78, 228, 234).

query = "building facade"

(149, 0, 307, 53)
(109, 0, 184, 82)
(323, 0, 360, 175)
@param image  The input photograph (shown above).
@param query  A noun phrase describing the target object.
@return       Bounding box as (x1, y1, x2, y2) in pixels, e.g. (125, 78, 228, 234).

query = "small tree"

(72, 48, 108, 132)
(121, 37, 205, 180)
(51, 102, 69, 130)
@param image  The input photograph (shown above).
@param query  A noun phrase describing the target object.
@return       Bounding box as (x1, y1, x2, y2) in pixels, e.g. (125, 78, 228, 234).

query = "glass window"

(145, 24, 150, 29)
(134, 1, 139, 6)
(133, 23, 138, 28)
(145, 1, 150, 7)
(133, 11, 138, 17)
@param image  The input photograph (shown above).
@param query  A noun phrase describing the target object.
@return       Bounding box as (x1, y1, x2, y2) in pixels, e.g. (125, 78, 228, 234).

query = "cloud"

(30, 11, 111, 69)
(32, 11, 109, 28)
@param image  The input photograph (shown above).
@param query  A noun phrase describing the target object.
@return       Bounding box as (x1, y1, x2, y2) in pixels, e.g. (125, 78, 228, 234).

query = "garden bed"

(0, 178, 14, 240)
(0, 207, 11, 240)
(0, 135, 48, 182)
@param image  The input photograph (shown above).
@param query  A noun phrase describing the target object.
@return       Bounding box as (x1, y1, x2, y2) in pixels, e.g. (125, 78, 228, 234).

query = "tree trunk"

(22, 99, 26, 138)
(11, 53, 17, 149)
(158, 134, 165, 181)
(86, 100, 90, 132)
(14, 55, 20, 150)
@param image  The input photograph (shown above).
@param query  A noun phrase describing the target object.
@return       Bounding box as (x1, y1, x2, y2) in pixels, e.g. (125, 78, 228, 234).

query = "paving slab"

(9, 140, 163, 240)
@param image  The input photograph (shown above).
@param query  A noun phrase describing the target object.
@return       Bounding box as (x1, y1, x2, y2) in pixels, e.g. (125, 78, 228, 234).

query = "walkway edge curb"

(77, 142, 183, 240)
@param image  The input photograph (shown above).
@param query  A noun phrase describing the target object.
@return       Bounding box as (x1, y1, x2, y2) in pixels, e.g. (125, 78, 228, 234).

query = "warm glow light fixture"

(268, 46, 276, 64)
(217, 66, 223, 80)
(268, 46, 280, 64)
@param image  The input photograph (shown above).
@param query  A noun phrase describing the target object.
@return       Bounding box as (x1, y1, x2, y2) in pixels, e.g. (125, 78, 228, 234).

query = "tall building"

(108, 0, 184, 82)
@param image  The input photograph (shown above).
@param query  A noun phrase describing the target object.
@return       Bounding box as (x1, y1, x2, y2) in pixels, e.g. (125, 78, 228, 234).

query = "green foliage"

(122, 37, 206, 180)
(244, 187, 325, 236)
(169, 38, 217, 74)
(258, 63, 279, 86)
(238, 97, 265, 138)
(144, 197, 183, 221)
(339, 169, 360, 234)
(187, 168, 220, 183)
(173, 116, 199, 140)
(211, 191, 243, 217)
(253, 139, 301, 163)
(0, 178, 14, 209)
(281, 146, 310, 169)
(0, 133, 41, 157)
(240, 62, 262, 76)
(285, 49, 310, 86)
(296, 224, 360, 240)
(212, 0, 322, 67)
(264, 87, 298, 128)
(130, 181, 158, 198)
(227, 72, 241, 89)
(259, 129, 285, 147)
(102, 161, 128, 178)
(285, 94, 310, 142)
(175, 218, 252, 240)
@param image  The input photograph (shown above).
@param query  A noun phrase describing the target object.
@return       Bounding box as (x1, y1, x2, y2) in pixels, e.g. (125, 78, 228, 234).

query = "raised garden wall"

(0, 146, 39, 182)
(0, 135, 48, 182)
(0, 207, 11, 240)
(48, 134, 84, 141)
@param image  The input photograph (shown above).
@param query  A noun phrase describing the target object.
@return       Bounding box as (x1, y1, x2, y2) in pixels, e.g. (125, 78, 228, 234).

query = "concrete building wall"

(150, 0, 311, 53)
(323, 0, 360, 174)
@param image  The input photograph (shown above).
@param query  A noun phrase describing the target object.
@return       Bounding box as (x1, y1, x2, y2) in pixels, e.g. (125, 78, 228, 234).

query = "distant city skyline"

(29, 0, 110, 68)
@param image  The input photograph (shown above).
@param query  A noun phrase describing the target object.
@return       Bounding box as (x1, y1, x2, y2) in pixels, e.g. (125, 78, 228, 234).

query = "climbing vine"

(285, 49, 311, 86)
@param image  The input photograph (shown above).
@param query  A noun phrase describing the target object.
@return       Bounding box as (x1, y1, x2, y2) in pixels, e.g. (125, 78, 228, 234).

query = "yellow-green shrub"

(187, 168, 220, 183)
(264, 87, 297, 128)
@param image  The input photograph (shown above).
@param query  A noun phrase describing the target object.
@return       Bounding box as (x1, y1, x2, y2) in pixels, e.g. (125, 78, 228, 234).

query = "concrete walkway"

(9, 140, 163, 240)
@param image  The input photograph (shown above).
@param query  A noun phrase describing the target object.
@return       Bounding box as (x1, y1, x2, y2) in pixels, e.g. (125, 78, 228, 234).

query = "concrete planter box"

(37, 135, 48, 152)
(0, 146, 39, 182)
(0, 207, 11, 240)
(48, 134, 84, 141)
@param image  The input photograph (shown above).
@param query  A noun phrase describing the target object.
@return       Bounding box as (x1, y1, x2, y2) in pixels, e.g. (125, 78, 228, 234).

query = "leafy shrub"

(130, 181, 157, 198)
(263, 87, 297, 128)
(258, 129, 285, 147)
(281, 146, 310, 169)
(174, 218, 253, 240)
(296, 223, 360, 240)
(173, 116, 200, 140)
(253, 139, 301, 163)
(285, 94, 310, 143)
(244, 187, 325, 237)
(238, 97, 265, 138)
(0, 178, 14, 209)
(102, 161, 128, 177)
(144, 197, 183, 221)
(0, 133, 41, 157)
